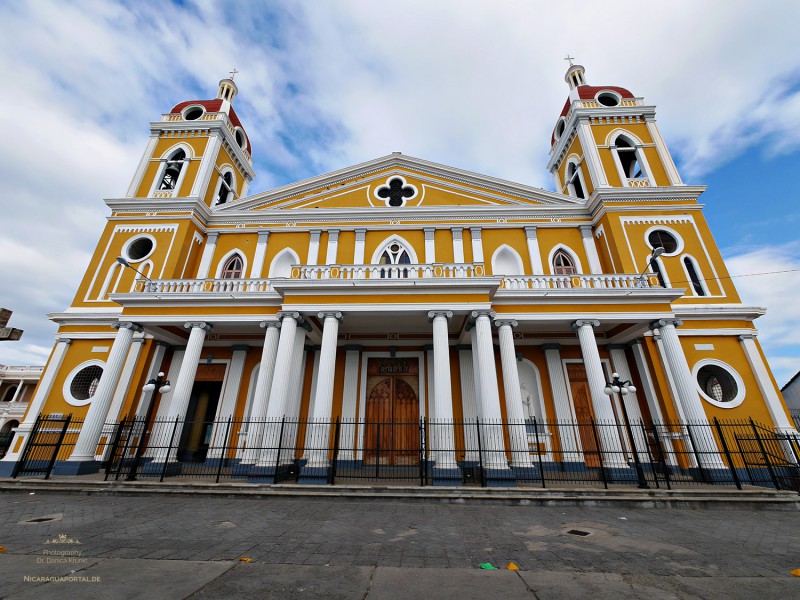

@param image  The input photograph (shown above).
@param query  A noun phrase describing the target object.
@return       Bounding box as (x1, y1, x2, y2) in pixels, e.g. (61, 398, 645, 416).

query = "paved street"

(0, 491, 799, 598)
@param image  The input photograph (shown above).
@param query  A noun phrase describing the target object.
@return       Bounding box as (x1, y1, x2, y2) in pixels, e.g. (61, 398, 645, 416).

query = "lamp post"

(637, 246, 665, 286)
(116, 257, 157, 292)
(126, 372, 171, 481)
(603, 372, 649, 489)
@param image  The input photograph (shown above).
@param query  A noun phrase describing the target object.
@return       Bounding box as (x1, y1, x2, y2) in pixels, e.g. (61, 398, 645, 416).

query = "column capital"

(578, 224, 593, 237)
(469, 226, 482, 235)
(524, 225, 538, 239)
(327, 229, 339, 241)
(607, 344, 628, 351)
(738, 333, 757, 341)
(355, 228, 367, 240)
(343, 344, 364, 352)
(114, 321, 144, 333)
(276, 311, 303, 323)
(493, 318, 518, 329)
(231, 345, 250, 353)
(318, 311, 343, 322)
(257, 230, 270, 243)
(541, 343, 561, 351)
(423, 227, 436, 237)
(451, 228, 463, 239)
(55, 337, 72, 346)
(206, 232, 219, 243)
(259, 320, 281, 329)
(470, 309, 496, 321)
(649, 318, 682, 331)
(572, 319, 600, 330)
(428, 310, 453, 322)
(628, 338, 644, 348)
(184, 321, 212, 332)
(309, 229, 322, 237)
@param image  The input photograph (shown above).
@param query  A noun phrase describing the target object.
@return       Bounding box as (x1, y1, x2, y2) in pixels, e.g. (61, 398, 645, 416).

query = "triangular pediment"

(218, 154, 582, 213)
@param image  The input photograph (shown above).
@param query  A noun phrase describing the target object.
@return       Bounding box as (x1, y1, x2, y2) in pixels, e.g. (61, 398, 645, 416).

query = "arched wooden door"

(364, 358, 420, 465)
(567, 363, 602, 468)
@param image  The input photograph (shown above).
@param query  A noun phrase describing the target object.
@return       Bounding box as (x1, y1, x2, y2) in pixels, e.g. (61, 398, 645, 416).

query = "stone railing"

(135, 278, 274, 294)
(291, 263, 485, 280)
(501, 274, 656, 290)
(626, 178, 651, 188)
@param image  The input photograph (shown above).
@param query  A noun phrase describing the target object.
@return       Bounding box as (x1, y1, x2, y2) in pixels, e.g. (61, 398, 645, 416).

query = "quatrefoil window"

(375, 177, 417, 207)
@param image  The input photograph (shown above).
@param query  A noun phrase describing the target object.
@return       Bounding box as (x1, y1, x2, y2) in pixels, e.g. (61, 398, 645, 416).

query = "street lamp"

(603, 372, 649, 489)
(126, 372, 171, 481)
(637, 247, 665, 286)
(116, 257, 157, 292)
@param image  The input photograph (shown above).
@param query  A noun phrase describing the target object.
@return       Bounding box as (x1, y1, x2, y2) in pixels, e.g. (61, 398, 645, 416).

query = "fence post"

(476, 418, 485, 487)
(11, 413, 44, 479)
(215, 416, 232, 484)
(750, 418, 780, 490)
(685, 423, 708, 483)
(590, 418, 608, 489)
(375, 421, 381, 479)
(419, 418, 426, 487)
(650, 423, 671, 490)
(639, 421, 659, 490)
(713, 418, 741, 490)
(329, 417, 341, 485)
(274, 416, 286, 482)
(44, 415, 72, 480)
(114, 418, 137, 481)
(533, 416, 545, 489)
(104, 418, 128, 481)
(160, 417, 180, 483)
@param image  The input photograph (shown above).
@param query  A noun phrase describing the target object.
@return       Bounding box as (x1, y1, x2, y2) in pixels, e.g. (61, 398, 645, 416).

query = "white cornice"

(673, 304, 766, 322)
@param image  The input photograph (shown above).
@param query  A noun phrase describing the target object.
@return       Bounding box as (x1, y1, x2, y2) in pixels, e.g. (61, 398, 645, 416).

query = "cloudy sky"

(0, 0, 798, 385)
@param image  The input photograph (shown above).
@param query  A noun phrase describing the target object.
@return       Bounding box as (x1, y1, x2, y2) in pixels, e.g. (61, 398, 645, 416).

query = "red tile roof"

(170, 99, 251, 156)
(552, 85, 635, 146)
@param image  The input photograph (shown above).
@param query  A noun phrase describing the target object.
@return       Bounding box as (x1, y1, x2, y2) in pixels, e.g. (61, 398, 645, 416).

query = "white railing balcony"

(501, 274, 655, 290)
(134, 278, 274, 294)
(291, 263, 486, 280)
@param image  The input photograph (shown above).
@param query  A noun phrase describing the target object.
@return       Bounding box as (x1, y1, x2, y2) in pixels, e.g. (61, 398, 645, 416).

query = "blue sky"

(0, 0, 798, 386)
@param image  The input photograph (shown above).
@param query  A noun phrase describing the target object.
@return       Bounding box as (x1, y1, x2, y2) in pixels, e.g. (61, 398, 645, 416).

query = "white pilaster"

(126, 134, 159, 197)
(424, 228, 436, 263)
(470, 227, 484, 263)
(646, 119, 683, 186)
(524, 227, 544, 275)
(241, 322, 280, 464)
(69, 322, 141, 462)
(458, 348, 479, 462)
(543, 344, 581, 461)
(135, 342, 169, 418)
(191, 136, 222, 197)
(307, 230, 321, 265)
(739, 334, 796, 432)
(207, 345, 249, 457)
(305, 312, 342, 468)
(579, 225, 603, 274)
(106, 336, 146, 423)
(196, 233, 218, 279)
(354, 229, 366, 264)
(250, 231, 270, 278)
(165, 323, 211, 421)
(577, 119, 609, 188)
(608, 345, 647, 454)
(325, 230, 339, 265)
(338, 347, 361, 460)
(495, 319, 531, 467)
(429, 311, 456, 468)
(452, 228, 464, 263)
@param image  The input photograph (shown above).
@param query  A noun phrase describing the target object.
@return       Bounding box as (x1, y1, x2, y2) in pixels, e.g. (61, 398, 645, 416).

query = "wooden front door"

(364, 358, 420, 465)
(566, 363, 601, 468)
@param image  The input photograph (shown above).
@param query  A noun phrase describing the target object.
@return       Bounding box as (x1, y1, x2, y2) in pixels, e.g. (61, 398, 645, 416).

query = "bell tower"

(547, 62, 683, 199)
(125, 76, 255, 207)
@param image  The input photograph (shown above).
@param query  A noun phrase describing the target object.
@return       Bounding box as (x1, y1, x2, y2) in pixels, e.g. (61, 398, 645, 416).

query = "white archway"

(491, 244, 525, 276)
(268, 248, 300, 278)
(370, 235, 419, 264)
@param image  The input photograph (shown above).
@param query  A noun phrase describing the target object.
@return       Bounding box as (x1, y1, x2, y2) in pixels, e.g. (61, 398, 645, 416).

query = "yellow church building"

(1, 64, 796, 487)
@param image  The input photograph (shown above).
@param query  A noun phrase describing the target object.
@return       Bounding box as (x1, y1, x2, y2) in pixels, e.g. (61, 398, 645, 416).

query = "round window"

(183, 106, 204, 121)
(554, 118, 566, 141)
(647, 230, 679, 254)
(70, 365, 103, 402)
(125, 236, 155, 262)
(596, 91, 620, 107)
(235, 129, 246, 149)
(693, 361, 745, 408)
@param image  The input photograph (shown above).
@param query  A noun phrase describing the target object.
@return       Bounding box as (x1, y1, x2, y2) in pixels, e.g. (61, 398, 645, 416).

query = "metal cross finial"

(228, 68, 239, 81)
(564, 55, 575, 66)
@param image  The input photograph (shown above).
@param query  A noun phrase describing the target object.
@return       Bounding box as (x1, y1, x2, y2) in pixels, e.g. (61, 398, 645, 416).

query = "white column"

(307, 230, 321, 265)
(470, 227, 484, 263)
(740, 334, 796, 432)
(106, 337, 145, 423)
(524, 227, 544, 275)
(165, 322, 211, 420)
(472, 310, 509, 470)
(452, 228, 464, 263)
(247, 322, 281, 429)
(458, 347, 480, 462)
(426, 346, 436, 420)
(135, 342, 169, 418)
(543, 344, 581, 461)
(495, 319, 531, 467)
(646, 119, 683, 186)
(577, 120, 608, 188)
(424, 228, 436, 263)
(579, 225, 603, 274)
(69, 322, 141, 462)
(305, 312, 342, 468)
(207, 345, 249, 457)
(191, 136, 222, 197)
(0, 339, 71, 466)
(651, 319, 724, 466)
(196, 233, 218, 279)
(573, 320, 625, 461)
(325, 230, 339, 265)
(154, 349, 184, 421)
(429, 311, 457, 469)
(284, 327, 310, 459)
(249, 231, 270, 278)
(338, 346, 361, 460)
(354, 229, 366, 264)
(257, 312, 302, 466)
(9, 380, 24, 403)
(608, 345, 648, 454)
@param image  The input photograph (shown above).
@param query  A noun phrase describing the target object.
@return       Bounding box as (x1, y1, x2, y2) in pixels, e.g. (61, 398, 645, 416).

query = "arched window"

(216, 171, 233, 205)
(491, 245, 524, 276)
(1, 386, 17, 403)
(268, 249, 299, 278)
(649, 256, 667, 287)
(614, 136, 642, 180)
(566, 162, 586, 199)
(683, 256, 707, 296)
(552, 249, 577, 275)
(158, 149, 186, 191)
(379, 242, 411, 278)
(221, 254, 244, 279)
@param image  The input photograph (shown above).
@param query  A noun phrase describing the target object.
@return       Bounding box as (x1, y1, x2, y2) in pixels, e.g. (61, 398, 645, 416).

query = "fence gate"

(11, 414, 72, 479)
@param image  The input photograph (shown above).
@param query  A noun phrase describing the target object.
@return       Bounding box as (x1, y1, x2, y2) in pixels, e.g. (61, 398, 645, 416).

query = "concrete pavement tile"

(518, 571, 647, 599)
(186, 563, 373, 599)
(4, 558, 233, 600)
(366, 566, 531, 600)
(0, 553, 103, 598)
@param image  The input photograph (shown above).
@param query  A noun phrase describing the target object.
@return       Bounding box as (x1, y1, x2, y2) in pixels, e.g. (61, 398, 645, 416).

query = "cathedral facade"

(1, 65, 795, 484)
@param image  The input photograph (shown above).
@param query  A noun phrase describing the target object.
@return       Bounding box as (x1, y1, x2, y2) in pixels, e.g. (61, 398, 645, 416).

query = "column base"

(52, 460, 101, 476)
(0, 460, 18, 477)
(246, 464, 292, 484)
(483, 467, 516, 487)
(140, 461, 183, 477)
(431, 466, 462, 487)
(298, 465, 331, 485)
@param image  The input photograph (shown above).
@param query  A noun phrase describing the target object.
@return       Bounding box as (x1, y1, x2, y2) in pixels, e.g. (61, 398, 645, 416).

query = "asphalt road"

(0, 491, 799, 599)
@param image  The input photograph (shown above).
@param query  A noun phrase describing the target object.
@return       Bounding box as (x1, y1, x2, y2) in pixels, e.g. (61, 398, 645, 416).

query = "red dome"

(170, 99, 252, 156)
(551, 85, 635, 146)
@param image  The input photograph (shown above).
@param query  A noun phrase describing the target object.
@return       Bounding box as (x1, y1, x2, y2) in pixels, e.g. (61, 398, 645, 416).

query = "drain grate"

(566, 529, 590, 537)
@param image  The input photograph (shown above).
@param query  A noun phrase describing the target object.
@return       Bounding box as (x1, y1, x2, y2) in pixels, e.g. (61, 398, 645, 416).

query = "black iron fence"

(8, 414, 800, 491)
(791, 409, 800, 431)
